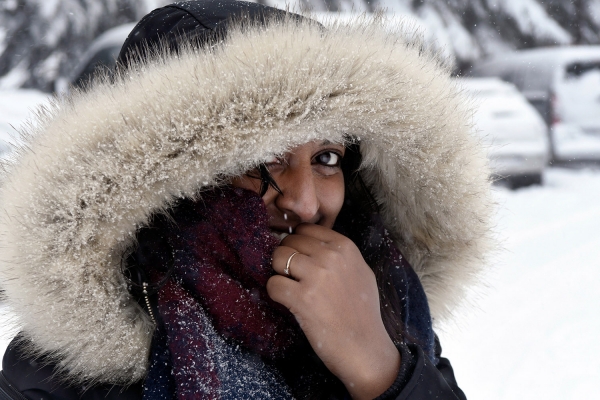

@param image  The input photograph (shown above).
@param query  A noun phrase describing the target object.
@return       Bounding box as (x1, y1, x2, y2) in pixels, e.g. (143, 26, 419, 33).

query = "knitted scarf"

(133, 186, 434, 400)
(135, 187, 307, 399)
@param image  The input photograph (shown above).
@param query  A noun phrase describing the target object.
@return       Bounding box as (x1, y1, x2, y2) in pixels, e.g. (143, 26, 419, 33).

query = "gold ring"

(284, 251, 299, 276)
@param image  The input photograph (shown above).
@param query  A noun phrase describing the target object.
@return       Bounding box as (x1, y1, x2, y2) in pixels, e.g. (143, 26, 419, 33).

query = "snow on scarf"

(131, 186, 434, 399)
(134, 187, 302, 399)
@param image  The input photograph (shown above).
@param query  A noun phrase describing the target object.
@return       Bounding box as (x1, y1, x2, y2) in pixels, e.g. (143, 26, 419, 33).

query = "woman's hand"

(267, 223, 401, 400)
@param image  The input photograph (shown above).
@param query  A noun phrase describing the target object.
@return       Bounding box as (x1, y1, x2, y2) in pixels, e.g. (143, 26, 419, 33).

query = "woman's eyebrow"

(319, 140, 343, 147)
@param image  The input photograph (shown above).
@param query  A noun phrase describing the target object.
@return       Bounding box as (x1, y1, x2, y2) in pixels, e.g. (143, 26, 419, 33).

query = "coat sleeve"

(375, 335, 466, 400)
(1, 336, 142, 400)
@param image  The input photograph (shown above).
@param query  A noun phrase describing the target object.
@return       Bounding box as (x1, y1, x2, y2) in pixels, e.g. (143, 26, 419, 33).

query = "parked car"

(457, 77, 550, 188)
(55, 23, 135, 93)
(468, 46, 600, 162)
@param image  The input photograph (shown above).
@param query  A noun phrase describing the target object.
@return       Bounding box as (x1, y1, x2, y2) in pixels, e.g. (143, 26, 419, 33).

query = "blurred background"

(1, 1, 599, 399)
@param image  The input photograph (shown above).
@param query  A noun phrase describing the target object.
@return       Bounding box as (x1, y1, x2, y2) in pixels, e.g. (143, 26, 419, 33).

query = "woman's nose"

(275, 167, 320, 224)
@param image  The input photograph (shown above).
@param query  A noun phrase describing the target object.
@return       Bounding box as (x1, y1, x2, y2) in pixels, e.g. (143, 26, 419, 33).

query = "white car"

(457, 77, 550, 188)
(469, 46, 600, 162)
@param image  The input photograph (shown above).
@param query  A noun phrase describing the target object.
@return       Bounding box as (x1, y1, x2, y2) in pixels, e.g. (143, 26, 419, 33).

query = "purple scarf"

(139, 187, 306, 400)
(135, 186, 431, 399)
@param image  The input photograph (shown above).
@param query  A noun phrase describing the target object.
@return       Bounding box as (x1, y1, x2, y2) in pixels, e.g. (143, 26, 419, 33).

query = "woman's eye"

(316, 151, 341, 166)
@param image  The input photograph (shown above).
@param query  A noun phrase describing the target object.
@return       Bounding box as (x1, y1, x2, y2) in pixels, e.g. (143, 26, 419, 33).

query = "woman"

(0, 1, 494, 399)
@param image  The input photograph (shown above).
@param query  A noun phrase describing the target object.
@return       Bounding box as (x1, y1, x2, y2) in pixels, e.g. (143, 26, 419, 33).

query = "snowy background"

(1, 90, 599, 399)
(2, 0, 600, 90)
(439, 169, 600, 399)
(2, 0, 600, 398)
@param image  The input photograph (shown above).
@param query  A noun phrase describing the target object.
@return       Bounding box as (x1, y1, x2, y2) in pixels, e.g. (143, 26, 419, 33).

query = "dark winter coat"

(1, 265, 465, 400)
(0, 1, 493, 399)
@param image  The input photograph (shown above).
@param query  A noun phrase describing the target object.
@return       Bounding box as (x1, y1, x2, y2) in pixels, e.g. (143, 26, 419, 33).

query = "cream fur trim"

(0, 18, 494, 384)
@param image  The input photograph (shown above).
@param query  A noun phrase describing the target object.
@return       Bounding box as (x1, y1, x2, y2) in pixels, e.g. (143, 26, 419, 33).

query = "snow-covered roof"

(456, 77, 517, 93)
(481, 46, 600, 67)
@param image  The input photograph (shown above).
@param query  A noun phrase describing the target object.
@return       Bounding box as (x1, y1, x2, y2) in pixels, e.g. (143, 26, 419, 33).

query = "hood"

(0, 13, 494, 385)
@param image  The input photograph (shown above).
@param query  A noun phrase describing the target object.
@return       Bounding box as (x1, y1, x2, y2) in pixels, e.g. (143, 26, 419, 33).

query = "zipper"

(0, 372, 29, 400)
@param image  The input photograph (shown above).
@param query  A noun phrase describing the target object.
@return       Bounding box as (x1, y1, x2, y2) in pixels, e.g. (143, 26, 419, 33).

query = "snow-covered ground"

(439, 168, 600, 399)
(1, 90, 599, 398)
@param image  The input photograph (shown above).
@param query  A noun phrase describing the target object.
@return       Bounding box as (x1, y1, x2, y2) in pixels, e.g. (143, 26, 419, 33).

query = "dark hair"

(341, 144, 408, 345)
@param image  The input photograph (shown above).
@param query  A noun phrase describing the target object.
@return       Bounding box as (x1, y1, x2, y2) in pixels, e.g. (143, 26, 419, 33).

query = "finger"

(272, 245, 313, 280)
(294, 223, 346, 243)
(280, 233, 331, 258)
(266, 274, 300, 310)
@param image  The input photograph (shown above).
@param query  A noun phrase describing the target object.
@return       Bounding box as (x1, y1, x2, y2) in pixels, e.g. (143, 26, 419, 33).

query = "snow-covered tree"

(0, 0, 167, 91)
(408, 0, 574, 72)
(1, 0, 600, 91)
(540, 0, 600, 44)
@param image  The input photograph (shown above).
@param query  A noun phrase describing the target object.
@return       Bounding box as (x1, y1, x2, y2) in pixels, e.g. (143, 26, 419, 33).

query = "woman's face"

(231, 140, 346, 234)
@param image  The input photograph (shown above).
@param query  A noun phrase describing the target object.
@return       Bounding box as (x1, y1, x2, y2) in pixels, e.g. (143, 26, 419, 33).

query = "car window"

(73, 45, 122, 89)
(565, 61, 600, 79)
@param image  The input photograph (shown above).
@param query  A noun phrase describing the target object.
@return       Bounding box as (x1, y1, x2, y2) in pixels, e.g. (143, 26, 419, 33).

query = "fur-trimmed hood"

(0, 14, 493, 385)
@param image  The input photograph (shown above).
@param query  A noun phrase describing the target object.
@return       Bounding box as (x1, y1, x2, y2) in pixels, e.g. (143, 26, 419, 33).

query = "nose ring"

(284, 251, 300, 276)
